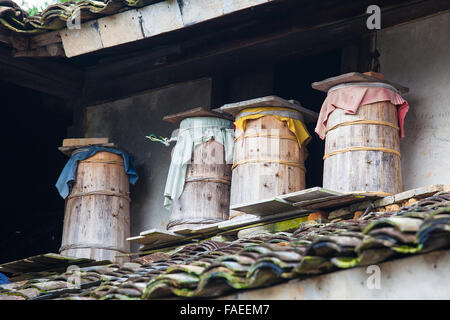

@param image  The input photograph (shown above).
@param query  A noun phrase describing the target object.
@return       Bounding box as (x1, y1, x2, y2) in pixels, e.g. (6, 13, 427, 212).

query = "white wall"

(378, 12, 450, 190)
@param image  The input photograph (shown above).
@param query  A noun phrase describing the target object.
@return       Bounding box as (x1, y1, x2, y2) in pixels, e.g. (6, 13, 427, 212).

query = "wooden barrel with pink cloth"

(315, 81, 410, 196)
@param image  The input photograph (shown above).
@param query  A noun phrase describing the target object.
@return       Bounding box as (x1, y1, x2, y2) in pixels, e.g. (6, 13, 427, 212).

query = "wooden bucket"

(60, 151, 131, 264)
(167, 140, 232, 231)
(230, 114, 306, 208)
(323, 100, 403, 196)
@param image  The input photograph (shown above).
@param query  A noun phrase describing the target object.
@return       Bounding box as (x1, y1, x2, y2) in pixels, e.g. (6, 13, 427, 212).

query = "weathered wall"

(378, 12, 450, 190)
(83, 78, 212, 249)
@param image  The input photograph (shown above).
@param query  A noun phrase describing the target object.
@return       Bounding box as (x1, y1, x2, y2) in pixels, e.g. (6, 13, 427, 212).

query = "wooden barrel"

(323, 100, 403, 196)
(60, 151, 131, 264)
(167, 140, 232, 231)
(230, 114, 306, 208)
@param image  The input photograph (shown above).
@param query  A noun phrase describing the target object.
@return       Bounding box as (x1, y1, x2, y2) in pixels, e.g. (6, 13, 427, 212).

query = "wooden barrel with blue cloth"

(59, 147, 132, 264)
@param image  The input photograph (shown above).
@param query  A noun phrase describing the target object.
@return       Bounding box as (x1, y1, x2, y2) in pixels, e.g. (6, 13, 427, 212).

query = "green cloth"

(164, 117, 234, 209)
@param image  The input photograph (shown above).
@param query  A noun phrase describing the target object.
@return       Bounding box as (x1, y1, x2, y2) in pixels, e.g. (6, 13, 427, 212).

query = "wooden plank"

(127, 229, 185, 245)
(278, 187, 343, 203)
(163, 107, 233, 124)
(133, 209, 311, 252)
(293, 194, 369, 210)
(0, 47, 83, 99)
(31, 30, 62, 48)
(58, 143, 116, 156)
(311, 72, 409, 94)
(62, 138, 110, 147)
(215, 95, 318, 123)
(0, 253, 103, 275)
(230, 197, 295, 215)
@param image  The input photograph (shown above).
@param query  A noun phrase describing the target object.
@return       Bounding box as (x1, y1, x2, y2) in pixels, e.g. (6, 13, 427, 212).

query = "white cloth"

(163, 117, 234, 209)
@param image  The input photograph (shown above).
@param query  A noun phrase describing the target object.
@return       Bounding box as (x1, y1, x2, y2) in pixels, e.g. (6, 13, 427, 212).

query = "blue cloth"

(56, 146, 138, 199)
(0, 273, 9, 284)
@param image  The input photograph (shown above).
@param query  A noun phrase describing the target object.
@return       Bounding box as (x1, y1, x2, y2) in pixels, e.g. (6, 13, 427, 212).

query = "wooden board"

(59, 138, 116, 156)
(0, 253, 108, 275)
(127, 229, 185, 245)
(163, 107, 233, 124)
(278, 187, 343, 203)
(311, 72, 409, 94)
(292, 194, 369, 210)
(230, 197, 295, 216)
(132, 209, 312, 252)
(62, 138, 110, 147)
(215, 95, 319, 123)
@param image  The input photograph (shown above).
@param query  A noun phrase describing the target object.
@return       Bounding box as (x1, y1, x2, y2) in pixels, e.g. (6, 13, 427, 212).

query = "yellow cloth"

(234, 107, 311, 148)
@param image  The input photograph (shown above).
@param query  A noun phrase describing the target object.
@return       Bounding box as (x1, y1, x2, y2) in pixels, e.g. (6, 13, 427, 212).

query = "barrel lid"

(163, 107, 233, 125)
(213, 95, 319, 123)
(311, 72, 409, 94)
(58, 137, 128, 157)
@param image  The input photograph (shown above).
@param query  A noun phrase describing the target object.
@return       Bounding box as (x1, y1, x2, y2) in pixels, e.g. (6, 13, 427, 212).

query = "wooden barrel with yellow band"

(60, 151, 130, 264)
(323, 101, 403, 196)
(230, 112, 306, 210)
(168, 140, 232, 231)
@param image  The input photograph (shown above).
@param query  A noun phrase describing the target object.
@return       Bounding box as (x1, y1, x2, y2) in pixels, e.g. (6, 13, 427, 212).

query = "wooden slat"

(58, 138, 116, 156)
(311, 72, 409, 94)
(0, 47, 83, 99)
(0, 253, 104, 275)
(163, 107, 233, 124)
(215, 95, 318, 122)
(278, 187, 343, 203)
(293, 194, 368, 210)
(230, 197, 295, 215)
(127, 229, 185, 245)
(62, 138, 110, 147)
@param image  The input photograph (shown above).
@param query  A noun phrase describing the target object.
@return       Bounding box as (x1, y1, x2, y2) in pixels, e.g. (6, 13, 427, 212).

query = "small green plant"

(20, 0, 82, 16)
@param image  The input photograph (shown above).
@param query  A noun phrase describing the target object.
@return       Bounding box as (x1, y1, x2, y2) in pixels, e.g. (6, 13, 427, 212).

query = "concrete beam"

(60, 0, 274, 57)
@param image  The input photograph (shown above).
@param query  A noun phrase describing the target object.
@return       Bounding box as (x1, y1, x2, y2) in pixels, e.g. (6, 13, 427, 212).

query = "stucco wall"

(378, 12, 450, 190)
(83, 78, 212, 249)
(220, 249, 450, 300)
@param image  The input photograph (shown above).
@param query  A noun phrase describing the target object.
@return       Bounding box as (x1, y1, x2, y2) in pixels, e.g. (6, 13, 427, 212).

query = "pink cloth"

(315, 86, 409, 139)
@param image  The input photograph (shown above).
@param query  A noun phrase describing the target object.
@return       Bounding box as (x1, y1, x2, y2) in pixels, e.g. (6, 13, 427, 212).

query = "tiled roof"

(1, 192, 449, 300)
(0, 0, 160, 34)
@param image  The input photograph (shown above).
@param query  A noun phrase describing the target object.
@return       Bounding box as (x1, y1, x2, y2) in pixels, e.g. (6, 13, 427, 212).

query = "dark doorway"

(0, 81, 72, 264)
(274, 49, 342, 188)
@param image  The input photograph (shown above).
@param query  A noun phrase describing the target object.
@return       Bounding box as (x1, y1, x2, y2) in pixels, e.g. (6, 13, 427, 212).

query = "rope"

(185, 177, 231, 185)
(145, 134, 176, 147)
(235, 109, 304, 121)
(325, 119, 399, 134)
(232, 159, 306, 171)
(67, 190, 131, 202)
(347, 191, 394, 196)
(167, 218, 224, 230)
(60, 243, 129, 254)
(328, 81, 399, 94)
(81, 160, 124, 165)
(234, 133, 298, 142)
(323, 146, 401, 160)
